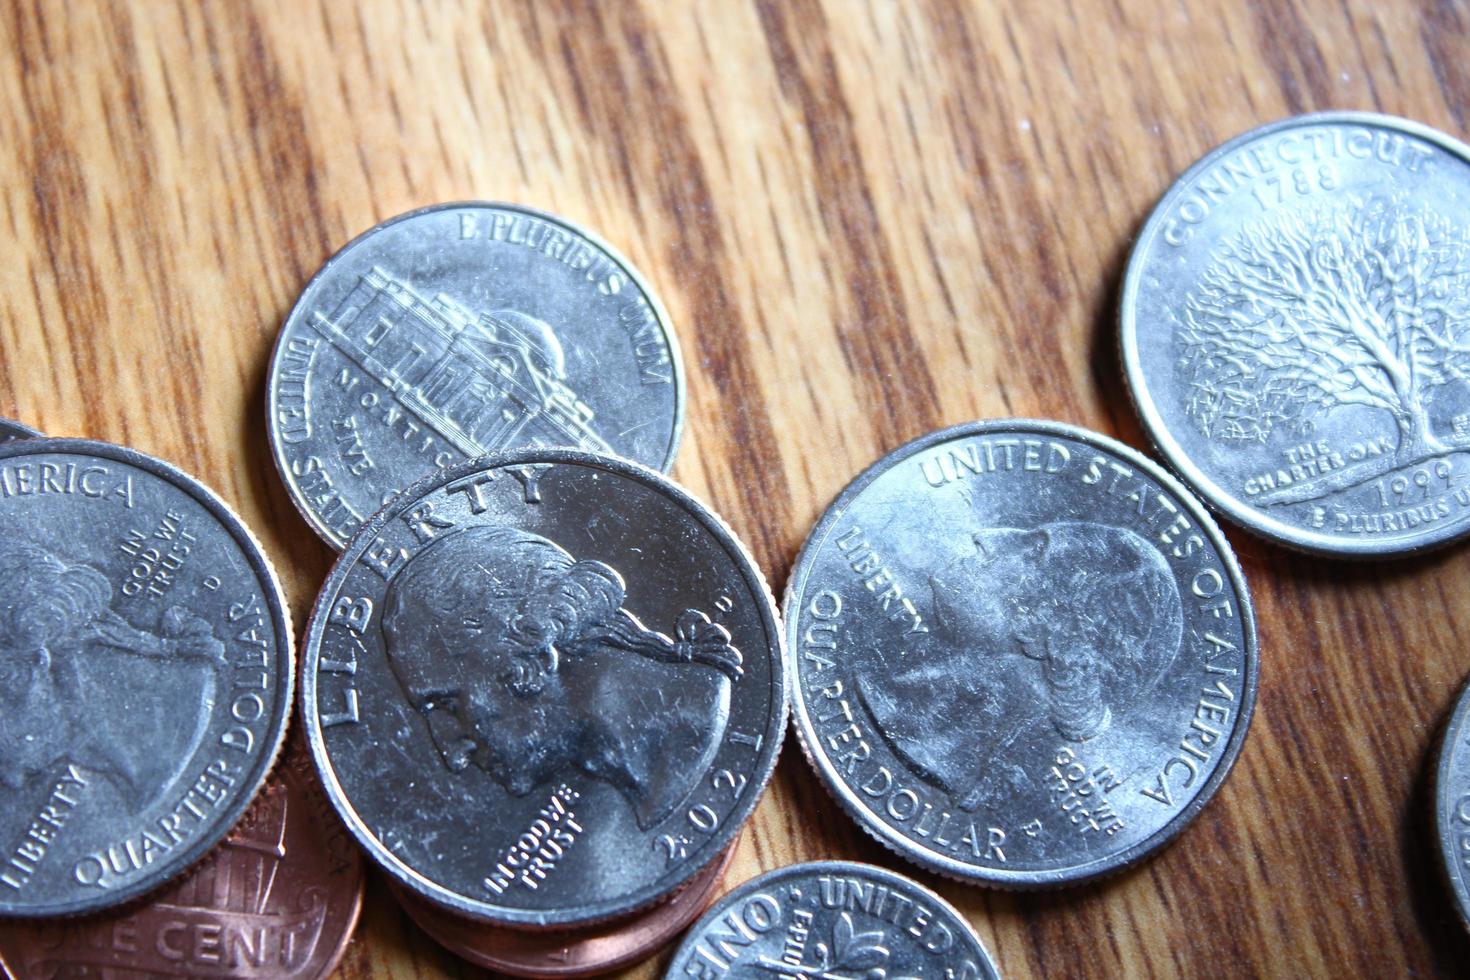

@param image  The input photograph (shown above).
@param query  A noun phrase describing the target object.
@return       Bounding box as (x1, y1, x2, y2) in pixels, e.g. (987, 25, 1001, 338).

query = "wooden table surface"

(3, 1, 1469, 976)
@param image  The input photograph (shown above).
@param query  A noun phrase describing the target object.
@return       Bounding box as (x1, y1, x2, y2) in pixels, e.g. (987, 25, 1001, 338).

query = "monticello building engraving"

(311, 268, 611, 457)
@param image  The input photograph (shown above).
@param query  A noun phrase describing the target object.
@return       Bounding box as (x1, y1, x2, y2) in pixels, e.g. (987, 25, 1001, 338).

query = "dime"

(267, 202, 685, 549)
(0, 419, 40, 442)
(302, 449, 785, 926)
(1436, 676, 1470, 930)
(665, 859, 1000, 979)
(393, 840, 735, 977)
(0, 737, 364, 978)
(0, 439, 293, 917)
(1121, 112, 1470, 556)
(784, 420, 1257, 887)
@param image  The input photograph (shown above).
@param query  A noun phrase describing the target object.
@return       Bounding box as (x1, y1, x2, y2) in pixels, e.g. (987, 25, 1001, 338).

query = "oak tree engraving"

(1177, 194, 1470, 500)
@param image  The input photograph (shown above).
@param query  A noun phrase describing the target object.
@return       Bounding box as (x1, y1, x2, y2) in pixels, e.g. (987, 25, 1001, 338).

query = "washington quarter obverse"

(785, 420, 1257, 887)
(1122, 113, 1470, 556)
(0, 419, 40, 442)
(1436, 676, 1470, 930)
(0, 439, 294, 917)
(665, 860, 1000, 979)
(267, 202, 684, 549)
(302, 449, 785, 927)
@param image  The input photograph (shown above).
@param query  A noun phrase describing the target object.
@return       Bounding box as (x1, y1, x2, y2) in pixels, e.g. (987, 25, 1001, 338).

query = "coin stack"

(7, 109, 1470, 980)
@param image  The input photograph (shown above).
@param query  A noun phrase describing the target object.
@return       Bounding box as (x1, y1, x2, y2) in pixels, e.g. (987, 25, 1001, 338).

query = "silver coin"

(1437, 676, 1470, 930)
(665, 860, 1000, 979)
(267, 202, 685, 549)
(1122, 112, 1470, 557)
(784, 420, 1257, 887)
(301, 449, 785, 926)
(0, 439, 294, 917)
(0, 419, 40, 443)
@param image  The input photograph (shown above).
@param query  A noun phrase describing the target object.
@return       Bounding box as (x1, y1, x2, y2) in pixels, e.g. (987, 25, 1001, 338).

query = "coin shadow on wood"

(1404, 686, 1470, 973)
(1087, 218, 1148, 450)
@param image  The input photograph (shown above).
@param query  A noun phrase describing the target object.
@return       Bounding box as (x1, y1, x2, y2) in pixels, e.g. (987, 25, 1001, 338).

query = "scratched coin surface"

(1436, 676, 1470, 930)
(0, 419, 40, 442)
(267, 201, 685, 549)
(1122, 112, 1470, 556)
(785, 420, 1257, 887)
(0, 737, 363, 978)
(302, 448, 785, 926)
(393, 840, 735, 977)
(0, 439, 294, 917)
(665, 860, 1000, 979)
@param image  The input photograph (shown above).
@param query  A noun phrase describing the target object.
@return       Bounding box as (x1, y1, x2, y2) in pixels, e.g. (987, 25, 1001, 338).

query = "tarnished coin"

(0, 419, 40, 442)
(1121, 112, 1470, 556)
(393, 840, 735, 977)
(665, 860, 1000, 979)
(267, 202, 685, 549)
(785, 420, 1257, 887)
(302, 449, 785, 926)
(0, 439, 293, 917)
(0, 737, 364, 978)
(1436, 676, 1470, 930)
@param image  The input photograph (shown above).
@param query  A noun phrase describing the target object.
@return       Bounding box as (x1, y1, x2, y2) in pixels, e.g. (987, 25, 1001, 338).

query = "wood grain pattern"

(2, 1, 1468, 976)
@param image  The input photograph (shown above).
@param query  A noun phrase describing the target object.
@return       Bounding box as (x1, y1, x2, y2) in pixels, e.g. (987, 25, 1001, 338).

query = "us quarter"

(1122, 112, 1470, 556)
(0, 439, 293, 917)
(301, 449, 785, 927)
(267, 202, 685, 549)
(0, 419, 40, 442)
(1436, 676, 1470, 930)
(664, 860, 1000, 979)
(785, 420, 1257, 887)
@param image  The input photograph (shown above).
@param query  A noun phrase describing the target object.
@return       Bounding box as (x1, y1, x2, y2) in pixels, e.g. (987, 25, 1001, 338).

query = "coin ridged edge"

(782, 418, 1259, 889)
(1434, 674, 1470, 932)
(300, 447, 785, 928)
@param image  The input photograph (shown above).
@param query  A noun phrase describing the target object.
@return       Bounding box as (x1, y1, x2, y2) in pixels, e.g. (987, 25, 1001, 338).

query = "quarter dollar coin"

(1436, 676, 1470, 930)
(784, 420, 1257, 887)
(1122, 112, 1470, 556)
(267, 202, 685, 549)
(665, 860, 1001, 979)
(301, 449, 784, 926)
(0, 439, 294, 917)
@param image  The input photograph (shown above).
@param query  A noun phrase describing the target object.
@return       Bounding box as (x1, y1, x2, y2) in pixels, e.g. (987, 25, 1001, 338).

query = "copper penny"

(393, 841, 737, 977)
(0, 739, 364, 979)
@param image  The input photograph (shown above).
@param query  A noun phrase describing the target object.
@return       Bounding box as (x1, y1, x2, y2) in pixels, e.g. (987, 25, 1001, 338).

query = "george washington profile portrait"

(0, 542, 226, 806)
(860, 521, 1183, 811)
(381, 526, 742, 830)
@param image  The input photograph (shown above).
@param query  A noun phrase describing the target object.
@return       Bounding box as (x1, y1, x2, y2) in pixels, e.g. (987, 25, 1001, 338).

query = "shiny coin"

(1122, 112, 1470, 556)
(267, 202, 685, 549)
(394, 839, 735, 977)
(0, 735, 363, 978)
(665, 859, 1000, 979)
(0, 419, 40, 442)
(1437, 676, 1470, 930)
(302, 449, 785, 926)
(0, 439, 294, 917)
(785, 420, 1257, 887)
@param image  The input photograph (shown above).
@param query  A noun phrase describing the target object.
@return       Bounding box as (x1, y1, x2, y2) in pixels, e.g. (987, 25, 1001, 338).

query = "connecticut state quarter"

(1436, 677, 1470, 930)
(1122, 112, 1470, 556)
(268, 202, 685, 549)
(302, 449, 784, 926)
(666, 860, 1000, 979)
(785, 420, 1257, 887)
(0, 439, 294, 917)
